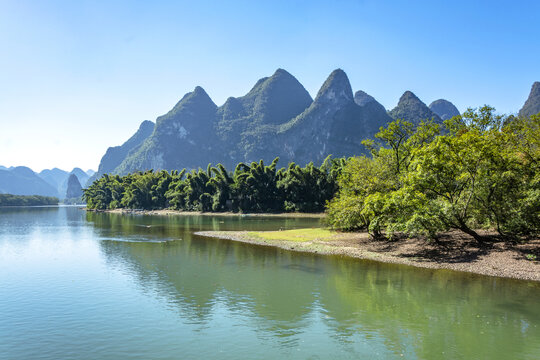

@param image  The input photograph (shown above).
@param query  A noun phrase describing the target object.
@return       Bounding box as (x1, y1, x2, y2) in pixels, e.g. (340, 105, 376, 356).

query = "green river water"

(0, 206, 539, 359)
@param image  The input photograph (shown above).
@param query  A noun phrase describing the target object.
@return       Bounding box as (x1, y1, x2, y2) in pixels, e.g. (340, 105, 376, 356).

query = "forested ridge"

(85, 107, 539, 242)
(0, 194, 58, 206)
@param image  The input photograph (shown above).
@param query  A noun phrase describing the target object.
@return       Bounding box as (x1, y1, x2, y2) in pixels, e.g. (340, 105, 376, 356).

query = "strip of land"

(196, 228, 540, 282)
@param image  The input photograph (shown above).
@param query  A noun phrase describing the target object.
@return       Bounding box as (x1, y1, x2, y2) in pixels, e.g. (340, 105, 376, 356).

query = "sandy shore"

(196, 230, 540, 282)
(88, 208, 326, 218)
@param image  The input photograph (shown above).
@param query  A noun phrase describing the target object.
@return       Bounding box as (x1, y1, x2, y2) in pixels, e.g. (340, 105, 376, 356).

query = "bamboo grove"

(83, 156, 346, 213)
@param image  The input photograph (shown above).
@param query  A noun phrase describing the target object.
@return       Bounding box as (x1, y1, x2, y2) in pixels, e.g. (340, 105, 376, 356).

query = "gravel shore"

(196, 230, 540, 282)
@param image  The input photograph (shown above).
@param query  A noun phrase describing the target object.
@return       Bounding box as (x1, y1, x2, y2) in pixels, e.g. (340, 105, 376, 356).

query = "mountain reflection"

(88, 211, 540, 358)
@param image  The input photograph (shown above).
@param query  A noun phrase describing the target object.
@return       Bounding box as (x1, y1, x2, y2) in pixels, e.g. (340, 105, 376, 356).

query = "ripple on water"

(100, 237, 179, 243)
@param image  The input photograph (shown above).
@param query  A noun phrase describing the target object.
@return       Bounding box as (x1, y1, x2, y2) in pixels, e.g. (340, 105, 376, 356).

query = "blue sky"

(1, 0, 539, 171)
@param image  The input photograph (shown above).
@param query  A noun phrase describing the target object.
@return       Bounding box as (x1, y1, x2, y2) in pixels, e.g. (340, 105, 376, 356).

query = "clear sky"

(1, 0, 539, 172)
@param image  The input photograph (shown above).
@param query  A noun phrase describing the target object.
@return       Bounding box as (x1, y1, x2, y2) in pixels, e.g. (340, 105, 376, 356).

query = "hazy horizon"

(1, 0, 539, 171)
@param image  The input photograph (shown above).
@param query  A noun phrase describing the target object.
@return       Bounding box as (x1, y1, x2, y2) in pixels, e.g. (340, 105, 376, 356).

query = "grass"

(248, 228, 337, 242)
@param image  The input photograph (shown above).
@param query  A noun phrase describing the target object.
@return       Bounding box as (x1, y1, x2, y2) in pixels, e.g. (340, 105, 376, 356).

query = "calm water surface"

(1, 207, 539, 359)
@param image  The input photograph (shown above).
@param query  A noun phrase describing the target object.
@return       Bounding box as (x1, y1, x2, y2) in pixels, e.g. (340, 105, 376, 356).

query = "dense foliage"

(84, 156, 345, 213)
(328, 107, 540, 241)
(0, 194, 58, 206)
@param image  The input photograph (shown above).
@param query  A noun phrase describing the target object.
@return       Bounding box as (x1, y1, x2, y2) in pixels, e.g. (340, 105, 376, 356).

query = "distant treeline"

(0, 194, 59, 206)
(84, 156, 346, 213)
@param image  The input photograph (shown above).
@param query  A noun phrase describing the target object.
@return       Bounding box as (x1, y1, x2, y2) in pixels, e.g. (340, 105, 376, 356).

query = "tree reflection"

(90, 212, 540, 359)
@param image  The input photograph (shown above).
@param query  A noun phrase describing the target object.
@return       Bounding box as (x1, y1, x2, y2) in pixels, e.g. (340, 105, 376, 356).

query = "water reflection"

(89, 211, 540, 359)
(2, 207, 539, 360)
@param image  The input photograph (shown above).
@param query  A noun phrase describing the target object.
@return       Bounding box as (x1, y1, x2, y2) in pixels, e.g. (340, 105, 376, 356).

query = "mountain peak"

(389, 91, 441, 124)
(11, 166, 36, 177)
(139, 120, 154, 129)
(353, 90, 392, 131)
(314, 69, 353, 104)
(272, 68, 292, 77)
(222, 69, 312, 127)
(398, 91, 421, 104)
(65, 173, 83, 199)
(190, 86, 214, 102)
(170, 86, 217, 115)
(193, 85, 205, 93)
(354, 90, 378, 107)
(429, 99, 460, 120)
(519, 81, 540, 117)
(247, 68, 302, 94)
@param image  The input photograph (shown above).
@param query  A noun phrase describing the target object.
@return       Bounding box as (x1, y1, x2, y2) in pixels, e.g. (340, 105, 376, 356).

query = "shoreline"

(85, 208, 326, 218)
(196, 230, 540, 283)
(85, 208, 539, 282)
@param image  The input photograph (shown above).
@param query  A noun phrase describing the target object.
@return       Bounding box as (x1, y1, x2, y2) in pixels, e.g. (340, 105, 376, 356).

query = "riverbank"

(197, 229, 540, 282)
(87, 208, 326, 218)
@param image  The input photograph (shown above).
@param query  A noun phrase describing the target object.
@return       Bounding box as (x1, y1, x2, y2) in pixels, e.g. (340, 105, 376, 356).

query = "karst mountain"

(92, 70, 538, 179)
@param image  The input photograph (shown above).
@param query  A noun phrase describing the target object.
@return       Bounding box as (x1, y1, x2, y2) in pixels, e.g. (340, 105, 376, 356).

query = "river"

(1, 206, 539, 359)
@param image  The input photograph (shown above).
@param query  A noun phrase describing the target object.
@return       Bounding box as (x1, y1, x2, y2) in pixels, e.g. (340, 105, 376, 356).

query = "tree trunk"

(457, 221, 485, 243)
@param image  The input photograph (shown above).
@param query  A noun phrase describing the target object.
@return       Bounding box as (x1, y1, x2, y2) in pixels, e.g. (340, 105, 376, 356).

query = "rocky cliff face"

(65, 173, 83, 199)
(273, 69, 368, 164)
(116, 87, 219, 174)
(389, 91, 442, 124)
(89, 120, 155, 183)
(92, 69, 453, 178)
(429, 99, 460, 120)
(215, 69, 313, 164)
(519, 81, 540, 118)
(354, 90, 394, 136)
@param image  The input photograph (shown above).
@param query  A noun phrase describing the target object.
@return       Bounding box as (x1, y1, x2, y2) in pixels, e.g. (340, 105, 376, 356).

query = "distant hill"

(70, 168, 89, 186)
(65, 174, 83, 199)
(519, 81, 540, 118)
(389, 91, 442, 124)
(38, 167, 90, 197)
(0, 167, 58, 197)
(429, 99, 460, 120)
(39, 168, 69, 190)
(57, 168, 89, 197)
